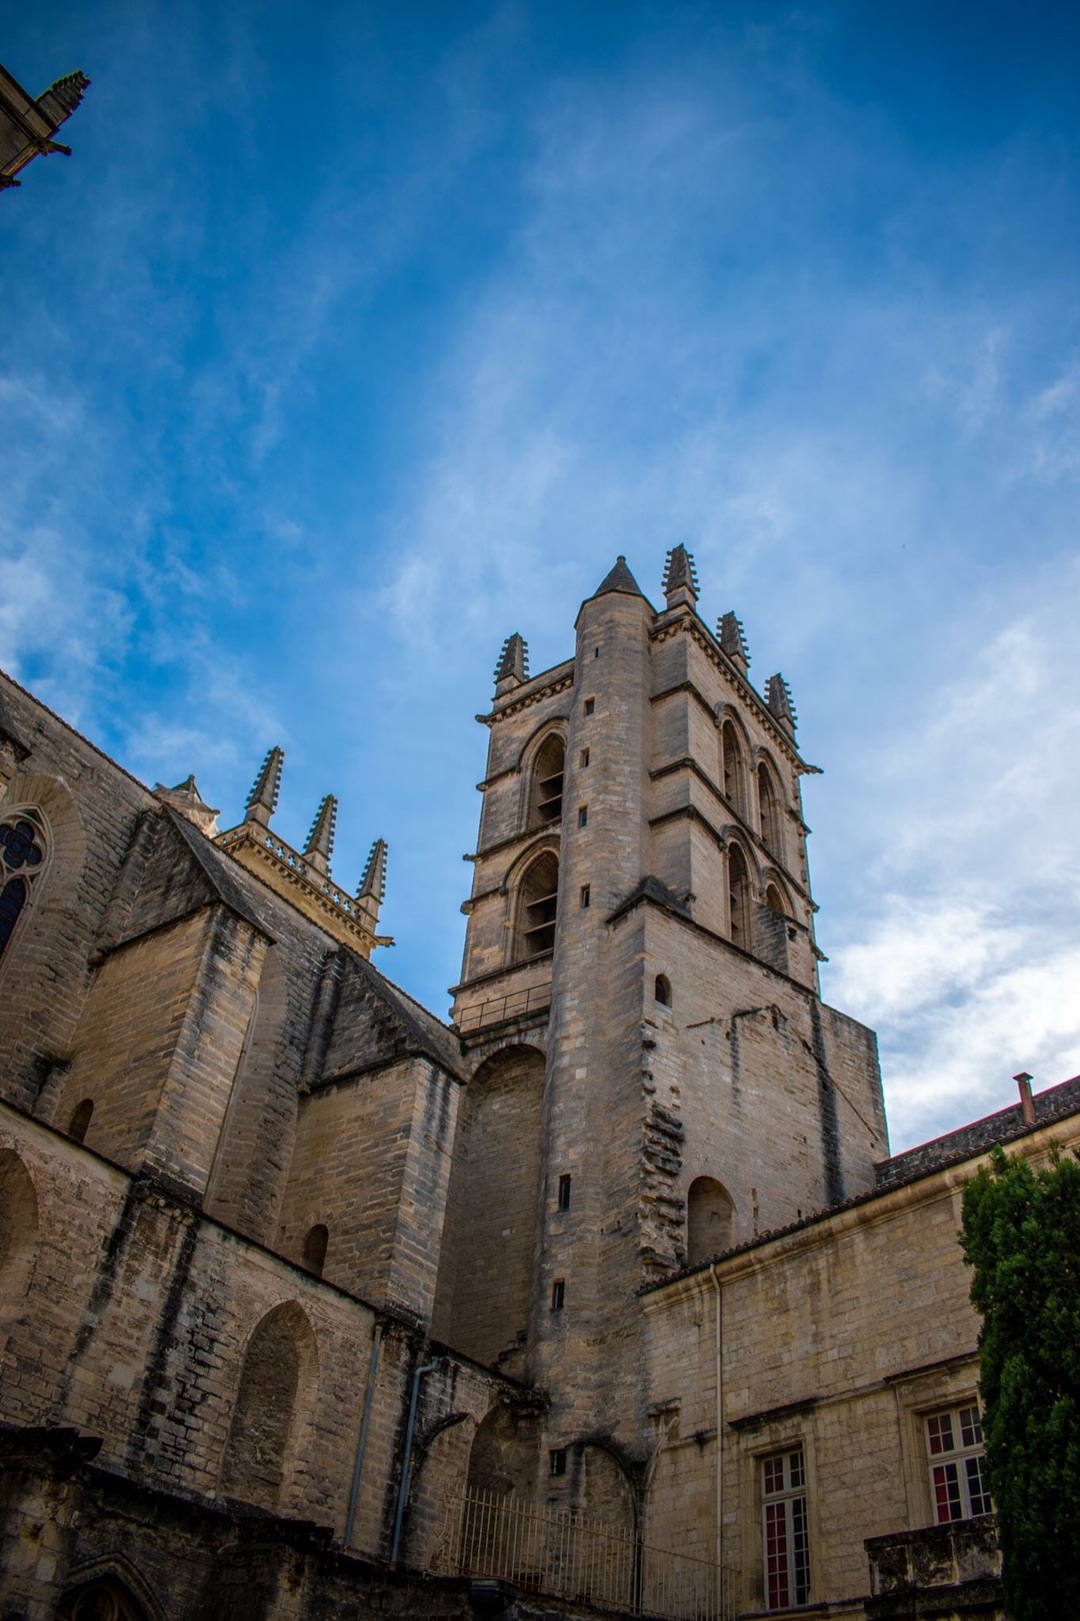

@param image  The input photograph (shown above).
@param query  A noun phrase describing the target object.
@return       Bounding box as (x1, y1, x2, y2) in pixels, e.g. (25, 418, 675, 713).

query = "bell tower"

(435, 549, 887, 1473)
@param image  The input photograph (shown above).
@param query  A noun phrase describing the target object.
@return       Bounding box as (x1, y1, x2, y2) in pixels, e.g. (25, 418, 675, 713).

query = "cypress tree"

(961, 1145, 1080, 1621)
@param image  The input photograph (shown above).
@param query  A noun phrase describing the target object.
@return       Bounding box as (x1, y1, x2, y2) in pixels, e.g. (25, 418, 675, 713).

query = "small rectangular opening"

(580, 885, 590, 908)
(580, 748, 590, 767)
(578, 805, 588, 828)
(558, 1173, 572, 1211)
(549, 1447, 567, 1477)
(584, 698, 595, 716)
(551, 1279, 566, 1311)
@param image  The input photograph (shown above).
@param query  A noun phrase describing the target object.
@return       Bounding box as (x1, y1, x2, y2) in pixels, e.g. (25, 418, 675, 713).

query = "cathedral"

(0, 548, 1073, 1621)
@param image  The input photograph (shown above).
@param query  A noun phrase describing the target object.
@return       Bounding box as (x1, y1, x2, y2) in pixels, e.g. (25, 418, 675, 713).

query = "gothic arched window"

(721, 723, 747, 818)
(728, 843, 751, 949)
(757, 763, 784, 861)
(0, 808, 46, 963)
(516, 850, 559, 960)
(529, 735, 565, 830)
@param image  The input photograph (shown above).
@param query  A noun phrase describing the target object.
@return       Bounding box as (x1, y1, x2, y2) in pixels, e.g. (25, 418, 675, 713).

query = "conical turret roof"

(594, 555, 645, 598)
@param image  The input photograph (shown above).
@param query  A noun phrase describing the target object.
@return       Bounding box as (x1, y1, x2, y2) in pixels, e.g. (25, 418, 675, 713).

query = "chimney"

(1014, 1071, 1036, 1128)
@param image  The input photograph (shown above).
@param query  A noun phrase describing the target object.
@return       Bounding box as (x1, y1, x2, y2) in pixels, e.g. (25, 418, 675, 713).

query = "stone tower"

(434, 550, 887, 1500)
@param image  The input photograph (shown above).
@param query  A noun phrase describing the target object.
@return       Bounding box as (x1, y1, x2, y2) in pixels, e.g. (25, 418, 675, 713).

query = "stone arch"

(687, 1176, 736, 1264)
(0, 1147, 39, 1322)
(467, 1404, 543, 1499)
(403, 1411, 473, 1570)
(204, 945, 293, 1242)
(302, 1223, 328, 1276)
(431, 1045, 545, 1370)
(654, 973, 672, 1009)
(219, 1300, 318, 1511)
(513, 847, 560, 962)
(756, 758, 785, 861)
(572, 1442, 638, 1610)
(727, 842, 752, 949)
(56, 1557, 163, 1621)
(522, 725, 566, 832)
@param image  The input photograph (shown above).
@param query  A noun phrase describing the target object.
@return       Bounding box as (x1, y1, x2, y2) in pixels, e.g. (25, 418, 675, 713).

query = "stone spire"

(765, 674, 797, 736)
(245, 746, 284, 828)
(304, 794, 338, 877)
(718, 611, 750, 675)
(594, 555, 645, 598)
(153, 774, 220, 837)
(495, 633, 529, 695)
(662, 545, 699, 609)
(355, 838, 388, 935)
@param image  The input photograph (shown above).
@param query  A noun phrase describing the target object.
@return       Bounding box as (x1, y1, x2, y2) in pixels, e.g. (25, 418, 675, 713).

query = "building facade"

(0, 549, 1071, 1620)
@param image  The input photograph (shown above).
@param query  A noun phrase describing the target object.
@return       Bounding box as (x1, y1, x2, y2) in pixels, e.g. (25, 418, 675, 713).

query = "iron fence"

(430, 1488, 736, 1621)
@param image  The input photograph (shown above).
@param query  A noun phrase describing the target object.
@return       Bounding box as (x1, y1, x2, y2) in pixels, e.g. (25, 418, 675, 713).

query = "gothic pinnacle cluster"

(490, 545, 798, 739)
(212, 746, 392, 957)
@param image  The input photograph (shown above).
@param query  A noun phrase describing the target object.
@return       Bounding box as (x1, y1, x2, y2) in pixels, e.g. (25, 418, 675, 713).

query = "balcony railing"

(865, 1516, 1003, 1619)
(455, 984, 551, 1035)
(429, 1488, 735, 1621)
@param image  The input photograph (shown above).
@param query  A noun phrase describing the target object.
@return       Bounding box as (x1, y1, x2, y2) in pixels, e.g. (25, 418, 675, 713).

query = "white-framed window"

(762, 1445, 810, 1609)
(926, 1404, 992, 1523)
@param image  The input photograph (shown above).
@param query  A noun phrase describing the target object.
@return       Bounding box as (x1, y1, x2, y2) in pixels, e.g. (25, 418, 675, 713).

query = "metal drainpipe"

(389, 1358, 438, 1568)
(344, 1321, 383, 1551)
(709, 1263, 724, 1580)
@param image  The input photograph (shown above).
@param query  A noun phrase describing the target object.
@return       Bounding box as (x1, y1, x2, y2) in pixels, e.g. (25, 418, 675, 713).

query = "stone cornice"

(478, 662, 575, 726)
(216, 822, 391, 957)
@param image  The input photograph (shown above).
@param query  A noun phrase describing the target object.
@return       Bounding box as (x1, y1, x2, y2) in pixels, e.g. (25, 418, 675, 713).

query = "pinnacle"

(245, 746, 284, 827)
(358, 838, 388, 903)
(718, 611, 750, 669)
(304, 794, 338, 869)
(662, 545, 699, 603)
(765, 674, 797, 734)
(495, 633, 529, 687)
(594, 556, 645, 598)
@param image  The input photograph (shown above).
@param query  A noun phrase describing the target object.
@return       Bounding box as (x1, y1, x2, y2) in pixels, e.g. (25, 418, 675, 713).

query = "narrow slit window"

(655, 974, 672, 1008)
(580, 885, 590, 909)
(584, 698, 595, 716)
(558, 1174, 572, 1211)
(578, 805, 588, 828)
(550, 1447, 567, 1476)
(580, 748, 590, 768)
(551, 1279, 566, 1311)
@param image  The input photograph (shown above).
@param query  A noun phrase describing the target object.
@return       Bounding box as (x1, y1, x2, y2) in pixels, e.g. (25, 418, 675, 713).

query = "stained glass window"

(0, 810, 46, 962)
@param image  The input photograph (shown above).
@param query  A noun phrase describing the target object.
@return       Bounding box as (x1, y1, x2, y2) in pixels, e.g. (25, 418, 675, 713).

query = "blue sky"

(4, 1, 1080, 1150)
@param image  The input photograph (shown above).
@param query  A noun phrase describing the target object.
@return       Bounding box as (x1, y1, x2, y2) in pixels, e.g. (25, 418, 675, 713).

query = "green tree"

(961, 1145, 1080, 1621)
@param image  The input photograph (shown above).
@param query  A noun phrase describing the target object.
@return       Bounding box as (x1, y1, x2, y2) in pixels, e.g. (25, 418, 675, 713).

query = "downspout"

(709, 1263, 724, 1582)
(389, 1358, 438, 1568)
(344, 1321, 383, 1551)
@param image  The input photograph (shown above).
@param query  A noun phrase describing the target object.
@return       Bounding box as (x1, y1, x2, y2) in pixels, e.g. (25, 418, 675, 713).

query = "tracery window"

(0, 809, 46, 962)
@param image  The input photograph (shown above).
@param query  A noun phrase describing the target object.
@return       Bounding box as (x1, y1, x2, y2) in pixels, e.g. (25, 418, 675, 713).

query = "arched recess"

(757, 761, 784, 861)
(302, 1223, 328, 1276)
(56, 1575, 152, 1621)
(219, 1300, 317, 1510)
(576, 1443, 638, 1610)
(728, 843, 752, 950)
(654, 974, 672, 1009)
(67, 1098, 95, 1144)
(514, 848, 559, 962)
(687, 1177, 736, 1265)
(431, 1045, 545, 1369)
(526, 731, 566, 831)
(203, 946, 293, 1242)
(466, 1403, 543, 1498)
(0, 1147, 39, 1324)
(719, 721, 749, 819)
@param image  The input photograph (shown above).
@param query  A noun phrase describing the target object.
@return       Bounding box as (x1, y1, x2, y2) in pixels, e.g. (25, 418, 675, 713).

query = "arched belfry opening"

(728, 844, 751, 949)
(515, 850, 559, 961)
(687, 1177, 736, 1265)
(758, 762, 784, 860)
(720, 722, 747, 818)
(529, 734, 565, 830)
(432, 1045, 545, 1371)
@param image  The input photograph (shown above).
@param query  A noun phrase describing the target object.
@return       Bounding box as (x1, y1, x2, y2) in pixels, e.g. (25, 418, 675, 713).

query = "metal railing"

(430, 1489, 735, 1621)
(455, 984, 551, 1034)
